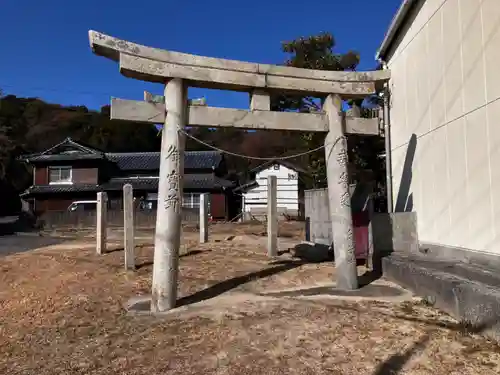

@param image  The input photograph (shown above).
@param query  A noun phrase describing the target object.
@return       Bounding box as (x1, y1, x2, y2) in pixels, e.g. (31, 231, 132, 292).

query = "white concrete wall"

(242, 164, 299, 214)
(387, 0, 500, 254)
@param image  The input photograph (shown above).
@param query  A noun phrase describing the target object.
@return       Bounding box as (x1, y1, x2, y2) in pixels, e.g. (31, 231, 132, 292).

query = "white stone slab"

(111, 98, 380, 135)
(111, 98, 165, 123)
(250, 90, 271, 111)
(345, 117, 380, 135)
(89, 30, 390, 83)
(89, 31, 389, 97)
(111, 98, 328, 131)
(119, 53, 376, 97)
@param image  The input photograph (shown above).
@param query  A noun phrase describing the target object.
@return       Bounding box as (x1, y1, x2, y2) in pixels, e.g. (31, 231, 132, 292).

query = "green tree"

(273, 32, 385, 189)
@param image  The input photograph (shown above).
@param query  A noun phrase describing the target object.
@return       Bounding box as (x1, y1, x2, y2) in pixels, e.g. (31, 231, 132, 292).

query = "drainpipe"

(379, 61, 393, 213)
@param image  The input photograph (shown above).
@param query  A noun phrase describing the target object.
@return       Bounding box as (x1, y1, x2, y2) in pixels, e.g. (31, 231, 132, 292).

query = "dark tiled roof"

(20, 137, 223, 171)
(105, 151, 223, 171)
(19, 137, 105, 162)
(21, 174, 235, 197)
(105, 153, 159, 170)
(20, 184, 100, 195)
(21, 154, 105, 162)
(102, 174, 235, 191)
(186, 151, 223, 169)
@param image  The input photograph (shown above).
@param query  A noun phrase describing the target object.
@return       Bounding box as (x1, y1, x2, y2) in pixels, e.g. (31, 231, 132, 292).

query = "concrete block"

(372, 212, 418, 253)
(420, 242, 500, 270)
(383, 253, 500, 344)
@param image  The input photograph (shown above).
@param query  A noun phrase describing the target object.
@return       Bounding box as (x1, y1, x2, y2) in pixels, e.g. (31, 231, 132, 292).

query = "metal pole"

(383, 82, 393, 213)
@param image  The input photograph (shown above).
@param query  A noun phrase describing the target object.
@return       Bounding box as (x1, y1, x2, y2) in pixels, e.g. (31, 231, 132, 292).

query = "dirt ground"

(1, 222, 500, 374)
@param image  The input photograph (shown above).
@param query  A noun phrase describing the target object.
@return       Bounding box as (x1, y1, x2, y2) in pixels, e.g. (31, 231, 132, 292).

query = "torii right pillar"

(324, 94, 358, 290)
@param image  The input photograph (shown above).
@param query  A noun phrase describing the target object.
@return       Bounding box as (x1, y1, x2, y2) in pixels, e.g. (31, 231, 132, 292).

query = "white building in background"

(377, 0, 500, 256)
(240, 161, 308, 219)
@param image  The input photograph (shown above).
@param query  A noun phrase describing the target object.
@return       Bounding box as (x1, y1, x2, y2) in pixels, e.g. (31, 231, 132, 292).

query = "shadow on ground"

(373, 334, 429, 375)
(260, 282, 406, 299)
(135, 249, 212, 270)
(127, 258, 307, 312)
(371, 313, 500, 374)
(176, 259, 305, 307)
(0, 234, 68, 257)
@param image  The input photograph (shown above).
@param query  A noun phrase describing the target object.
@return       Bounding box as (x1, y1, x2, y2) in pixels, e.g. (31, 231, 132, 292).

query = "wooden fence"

(39, 208, 199, 229)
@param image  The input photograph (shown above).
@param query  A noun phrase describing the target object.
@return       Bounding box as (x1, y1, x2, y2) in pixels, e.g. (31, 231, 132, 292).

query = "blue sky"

(0, 0, 400, 111)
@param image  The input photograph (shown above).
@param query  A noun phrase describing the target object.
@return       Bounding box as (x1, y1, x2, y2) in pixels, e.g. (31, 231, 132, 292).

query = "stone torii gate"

(88, 30, 390, 312)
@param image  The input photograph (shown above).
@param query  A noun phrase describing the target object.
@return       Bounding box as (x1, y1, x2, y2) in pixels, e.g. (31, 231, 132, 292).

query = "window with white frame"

(48, 166, 72, 184)
(192, 193, 200, 208)
(182, 193, 190, 208)
(182, 193, 209, 209)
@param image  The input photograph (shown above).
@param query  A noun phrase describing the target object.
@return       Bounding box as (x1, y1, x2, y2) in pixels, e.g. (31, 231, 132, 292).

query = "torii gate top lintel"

(89, 30, 390, 98)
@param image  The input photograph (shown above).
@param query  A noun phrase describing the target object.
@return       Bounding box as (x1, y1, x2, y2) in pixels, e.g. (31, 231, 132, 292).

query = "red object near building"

(210, 193, 226, 220)
(352, 212, 370, 260)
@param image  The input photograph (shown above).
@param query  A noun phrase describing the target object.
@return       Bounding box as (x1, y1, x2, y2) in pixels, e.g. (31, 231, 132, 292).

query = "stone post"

(123, 184, 135, 270)
(151, 78, 187, 312)
(305, 217, 311, 242)
(96, 192, 107, 255)
(324, 94, 358, 290)
(366, 195, 375, 271)
(199, 193, 209, 243)
(267, 175, 278, 257)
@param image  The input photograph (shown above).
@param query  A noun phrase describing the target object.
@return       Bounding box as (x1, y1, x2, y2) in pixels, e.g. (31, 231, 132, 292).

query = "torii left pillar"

(151, 78, 187, 312)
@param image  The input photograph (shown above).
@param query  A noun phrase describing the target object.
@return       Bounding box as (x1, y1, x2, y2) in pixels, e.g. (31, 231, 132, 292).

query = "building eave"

(233, 180, 259, 193)
(250, 160, 310, 176)
(375, 0, 417, 62)
(21, 154, 106, 163)
(20, 184, 101, 196)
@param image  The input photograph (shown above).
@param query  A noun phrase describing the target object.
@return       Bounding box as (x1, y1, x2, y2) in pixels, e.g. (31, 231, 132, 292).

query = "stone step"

(382, 253, 500, 344)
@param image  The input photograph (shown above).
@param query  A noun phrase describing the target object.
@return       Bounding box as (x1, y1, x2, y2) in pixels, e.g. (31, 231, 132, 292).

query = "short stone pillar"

(151, 78, 187, 312)
(267, 175, 278, 257)
(366, 195, 375, 271)
(123, 184, 135, 270)
(96, 191, 107, 255)
(199, 193, 209, 243)
(305, 217, 311, 242)
(323, 94, 358, 290)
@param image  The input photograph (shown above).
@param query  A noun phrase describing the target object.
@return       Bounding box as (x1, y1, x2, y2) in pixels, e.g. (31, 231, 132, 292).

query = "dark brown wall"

(35, 198, 74, 213)
(33, 166, 98, 185)
(34, 167, 48, 185)
(72, 168, 98, 184)
(210, 193, 227, 220)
